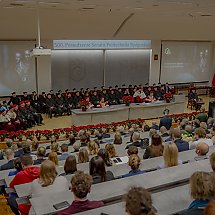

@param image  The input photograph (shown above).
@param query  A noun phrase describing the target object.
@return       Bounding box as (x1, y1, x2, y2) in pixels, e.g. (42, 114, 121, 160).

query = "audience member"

(58, 171, 104, 215)
(31, 160, 69, 197)
(160, 126, 169, 137)
(105, 144, 116, 158)
(6, 138, 13, 148)
(73, 141, 81, 152)
(0, 149, 15, 171)
(194, 142, 209, 161)
(60, 155, 77, 176)
(158, 142, 182, 169)
(122, 154, 144, 178)
(88, 140, 99, 155)
(98, 148, 112, 166)
(48, 152, 58, 166)
(196, 107, 208, 123)
(126, 132, 142, 149)
(172, 128, 189, 152)
(68, 134, 76, 146)
(8, 157, 22, 176)
(89, 156, 114, 184)
(151, 121, 159, 130)
(14, 142, 24, 157)
(34, 146, 46, 165)
(143, 134, 164, 159)
(125, 187, 157, 215)
(78, 148, 89, 163)
(127, 146, 138, 156)
(59, 143, 69, 161)
(114, 132, 122, 144)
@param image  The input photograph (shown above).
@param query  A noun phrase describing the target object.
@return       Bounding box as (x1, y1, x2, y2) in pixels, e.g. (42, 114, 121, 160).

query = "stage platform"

(71, 95, 185, 126)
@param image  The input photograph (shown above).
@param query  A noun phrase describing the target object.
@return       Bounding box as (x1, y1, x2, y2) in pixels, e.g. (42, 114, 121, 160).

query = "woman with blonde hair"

(105, 144, 116, 158)
(78, 148, 89, 163)
(88, 141, 99, 155)
(122, 154, 144, 178)
(31, 160, 69, 197)
(114, 132, 122, 145)
(48, 152, 58, 166)
(158, 142, 181, 169)
(178, 172, 215, 215)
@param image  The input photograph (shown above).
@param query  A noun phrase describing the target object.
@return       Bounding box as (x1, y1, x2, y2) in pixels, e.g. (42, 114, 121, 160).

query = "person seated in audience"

(193, 142, 209, 161)
(9, 155, 40, 215)
(55, 93, 67, 116)
(60, 155, 77, 176)
(127, 146, 139, 156)
(46, 93, 58, 118)
(98, 148, 112, 166)
(182, 125, 194, 142)
(97, 97, 109, 108)
(204, 201, 215, 215)
(133, 88, 146, 103)
(154, 86, 162, 101)
(143, 124, 150, 132)
(143, 134, 164, 159)
(172, 128, 189, 152)
(151, 121, 159, 130)
(5, 138, 13, 148)
(200, 122, 210, 134)
(8, 157, 22, 176)
(88, 140, 99, 155)
(0, 149, 15, 171)
(122, 154, 144, 178)
(105, 143, 116, 158)
(160, 126, 169, 137)
(90, 91, 100, 107)
(58, 171, 104, 215)
(196, 107, 208, 123)
(14, 142, 24, 157)
(114, 132, 122, 144)
(31, 160, 69, 198)
(8, 92, 20, 105)
(48, 142, 62, 156)
(108, 89, 118, 105)
(0, 109, 17, 131)
(157, 142, 182, 169)
(177, 171, 215, 215)
(94, 133, 103, 146)
(125, 187, 157, 215)
(31, 140, 39, 152)
(189, 128, 213, 150)
(78, 148, 89, 163)
(126, 132, 142, 149)
(73, 141, 81, 152)
(207, 117, 215, 130)
(145, 91, 157, 103)
(80, 134, 89, 147)
(34, 146, 46, 165)
(89, 156, 114, 184)
(59, 143, 69, 161)
(159, 109, 172, 130)
(48, 152, 58, 166)
(68, 134, 76, 146)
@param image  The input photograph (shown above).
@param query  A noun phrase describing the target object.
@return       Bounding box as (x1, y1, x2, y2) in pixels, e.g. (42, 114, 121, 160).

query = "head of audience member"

(78, 148, 89, 164)
(69, 135, 76, 145)
(17, 142, 23, 149)
(190, 171, 215, 201)
(50, 136, 56, 144)
(207, 118, 215, 126)
(129, 127, 135, 135)
(31, 140, 39, 152)
(37, 146, 46, 158)
(172, 128, 182, 140)
(89, 156, 107, 182)
(73, 141, 81, 152)
(194, 128, 207, 139)
(210, 152, 215, 172)
(185, 124, 193, 133)
(132, 132, 140, 143)
(48, 152, 58, 166)
(151, 134, 163, 146)
(160, 126, 168, 135)
(71, 171, 93, 201)
(97, 148, 112, 166)
(80, 135, 89, 145)
(195, 142, 209, 157)
(105, 144, 116, 158)
(129, 154, 141, 171)
(194, 119, 200, 128)
(204, 201, 215, 215)
(6, 139, 13, 148)
(149, 129, 157, 138)
(127, 146, 139, 157)
(13, 157, 23, 172)
(114, 132, 122, 145)
(5, 149, 14, 161)
(88, 141, 99, 155)
(20, 154, 34, 168)
(22, 144, 31, 155)
(61, 143, 68, 154)
(117, 126, 125, 134)
(163, 142, 178, 168)
(143, 125, 150, 132)
(39, 160, 58, 187)
(51, 142, 59, 153)
(11, 144, 18, 153)
(78, 129, 85, 137)
(200, 122, 208, 131)
(125, 187, 156, 215)
(64, 155, 77, 175)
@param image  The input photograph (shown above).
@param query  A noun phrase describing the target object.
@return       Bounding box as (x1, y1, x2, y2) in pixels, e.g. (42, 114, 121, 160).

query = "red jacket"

(10, 166, 40, 215)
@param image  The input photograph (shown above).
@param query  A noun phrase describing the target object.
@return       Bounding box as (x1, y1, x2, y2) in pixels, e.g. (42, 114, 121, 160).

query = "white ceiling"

(0, 0, 215, 41)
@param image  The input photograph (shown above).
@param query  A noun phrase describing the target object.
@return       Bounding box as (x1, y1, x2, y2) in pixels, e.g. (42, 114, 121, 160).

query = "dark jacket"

(92, 171, 114, 184)
(0, 159, 14, 171)
(125, 141, 142, 149)
(174, 139, 189, 152)
(14, 148, 24, 157)
(159, 116, 172, 130)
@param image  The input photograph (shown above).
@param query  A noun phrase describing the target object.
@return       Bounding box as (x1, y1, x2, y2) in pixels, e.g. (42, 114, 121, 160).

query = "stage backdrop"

(0, 41, 36, 96)
(51, 49, 151, 91)
(160, 41, 212, 84)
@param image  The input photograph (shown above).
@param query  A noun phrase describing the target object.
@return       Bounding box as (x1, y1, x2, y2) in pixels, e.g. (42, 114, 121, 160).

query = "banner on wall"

(53, 40, 151, 50)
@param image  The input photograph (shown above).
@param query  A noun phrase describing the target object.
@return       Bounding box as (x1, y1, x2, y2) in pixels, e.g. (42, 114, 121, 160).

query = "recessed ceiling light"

(201, 14, 212, 17)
